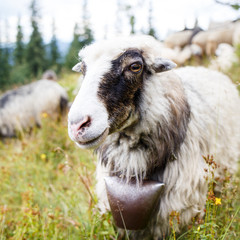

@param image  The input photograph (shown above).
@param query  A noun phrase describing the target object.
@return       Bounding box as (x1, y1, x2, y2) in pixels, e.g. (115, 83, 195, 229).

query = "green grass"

(0, 74, 118, 240)
(0, 65, 239, 239)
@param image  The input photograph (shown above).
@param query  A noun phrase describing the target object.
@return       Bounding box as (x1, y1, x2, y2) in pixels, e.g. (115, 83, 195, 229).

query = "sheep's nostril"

(78, 116, 91, 130)
(71, 116, 91, 138)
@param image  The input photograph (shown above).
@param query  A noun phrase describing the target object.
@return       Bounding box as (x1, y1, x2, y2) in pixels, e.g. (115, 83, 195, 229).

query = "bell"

(105, 176, 165, 230)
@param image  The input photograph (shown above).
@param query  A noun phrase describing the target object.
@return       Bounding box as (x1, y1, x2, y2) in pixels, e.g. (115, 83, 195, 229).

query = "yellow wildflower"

(215, 198, 221, 205)
(41, 112, 48, 118)
(40, 153, 47, 161)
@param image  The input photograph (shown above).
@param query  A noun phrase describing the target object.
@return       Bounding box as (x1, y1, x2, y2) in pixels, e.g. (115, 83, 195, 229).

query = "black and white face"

(68, 39, 176, 149)
(68, 49, 146, 149)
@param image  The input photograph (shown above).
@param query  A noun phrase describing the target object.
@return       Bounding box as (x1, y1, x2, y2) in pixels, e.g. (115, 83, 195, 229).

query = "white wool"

(98, 65, 239, 237)
(164, 30, 193, 49)
(192, 21, 240, 56)
(209, 43, 238, 72)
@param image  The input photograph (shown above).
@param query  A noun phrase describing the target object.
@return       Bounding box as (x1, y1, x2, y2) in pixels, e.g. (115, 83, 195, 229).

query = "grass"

(0, 73, 118, 239)
(0, 61, 239, 239)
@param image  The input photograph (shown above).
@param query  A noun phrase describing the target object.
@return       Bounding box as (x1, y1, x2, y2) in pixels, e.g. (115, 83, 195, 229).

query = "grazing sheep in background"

(205, 27, 235, 56)
(157, 44, 192, 66)
(192, 21, 240, 56)
(209, 43, 238, 72)
(164, 27, 202, 50)
(0, 79, 68, 137)
(146, 40, 201, 66)
(233, 23, 240, 46)
(191, 30, 210, 55)
(68, 35, 240, 239)
(42, 70, 58, 81)
(164, 30, 193, 49)
(208, 20, 232, 30)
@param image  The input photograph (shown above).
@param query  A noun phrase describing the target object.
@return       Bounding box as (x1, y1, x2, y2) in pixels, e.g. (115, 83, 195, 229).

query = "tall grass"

(0, 67, 239, 239)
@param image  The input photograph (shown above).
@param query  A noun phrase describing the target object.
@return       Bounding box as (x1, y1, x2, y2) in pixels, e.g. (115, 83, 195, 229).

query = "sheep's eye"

(129, 63, 143, 73)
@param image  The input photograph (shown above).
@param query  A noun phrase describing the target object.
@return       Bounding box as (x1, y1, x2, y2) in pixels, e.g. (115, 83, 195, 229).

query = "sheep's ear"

(72, 62, 82, 72)
(152, 58, 177, 73)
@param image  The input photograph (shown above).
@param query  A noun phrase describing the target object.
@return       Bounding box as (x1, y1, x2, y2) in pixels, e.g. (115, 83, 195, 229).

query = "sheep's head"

(68, 36, 176, 149)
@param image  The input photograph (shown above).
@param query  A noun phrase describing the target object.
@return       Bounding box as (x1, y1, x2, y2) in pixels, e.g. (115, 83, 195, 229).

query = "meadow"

(0, 62, 239, 239)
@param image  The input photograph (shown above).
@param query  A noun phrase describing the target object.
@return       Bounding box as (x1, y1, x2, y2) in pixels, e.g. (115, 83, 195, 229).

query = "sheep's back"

(175, 66, 240, 172)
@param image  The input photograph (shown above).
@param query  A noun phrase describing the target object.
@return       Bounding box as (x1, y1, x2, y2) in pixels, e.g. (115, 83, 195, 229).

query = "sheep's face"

(68, 37, 176, 149)
(97, 49, 146, 133)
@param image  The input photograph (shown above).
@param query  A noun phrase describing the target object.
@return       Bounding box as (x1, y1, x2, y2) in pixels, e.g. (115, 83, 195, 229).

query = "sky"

(0, 0, 240, 44)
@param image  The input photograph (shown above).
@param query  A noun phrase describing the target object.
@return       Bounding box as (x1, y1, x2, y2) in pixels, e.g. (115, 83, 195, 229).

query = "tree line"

(0, 0, 159, 90)
(0, 0, 94, 89)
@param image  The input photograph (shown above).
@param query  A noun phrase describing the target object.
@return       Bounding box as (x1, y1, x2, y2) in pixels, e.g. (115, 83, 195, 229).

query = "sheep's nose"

(70, 116, 91, 139)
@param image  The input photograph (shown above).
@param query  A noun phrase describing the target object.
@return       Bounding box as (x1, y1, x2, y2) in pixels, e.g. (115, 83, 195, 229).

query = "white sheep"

(68, 35, 240, 239)
(233, 22, 240, 46)
(209, 43, 238, 72)
(0, 79, 68, 137)
(164, 30, 193, 49)
(206, 26, 235, 56)
(164, 27, 202, 50)
(191, 30, 210, 55)
(42, 70, 58, 81)
(192, 21, 240, 56)
(149, 41, 201, 66)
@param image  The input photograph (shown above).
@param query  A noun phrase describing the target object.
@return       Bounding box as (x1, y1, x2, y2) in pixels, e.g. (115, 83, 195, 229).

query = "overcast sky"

(0, 0, 239, 44)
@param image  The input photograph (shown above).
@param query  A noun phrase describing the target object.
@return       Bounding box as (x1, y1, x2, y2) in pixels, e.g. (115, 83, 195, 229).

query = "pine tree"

(147, 0, 157, 38)
(10, 18, 30, 86)
(49, 19, 61, 69)
(0, 47, 11, 89)
(14, 18, 25, 65)
(125, 4, 136, 35)
(130, 15, 136, 34)
(64, 0, 94, 70)
(0, 44, 10, 88)
(0, 21, 11, 88)
(64, 23, 82, 70)
(80, 0, 94, 47)
(26, 0, 46, 77)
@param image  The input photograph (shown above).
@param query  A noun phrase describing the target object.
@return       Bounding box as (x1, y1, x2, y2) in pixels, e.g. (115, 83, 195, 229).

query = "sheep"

(209, 43, 238, 72)
(191, 30, 210, 55)
(205, 27, 235, 56)
(68, 35, 240, 239)
(147, 41, 201, 66)
(192, 21, 240, 56)
(233, 23, 240, 46)
(164, 27, 202, 49)
(0, 79, 68, 137)
(164, 30, 193, 49)
(42, 70, 58, 81)
(208, 20, 232, 30)
(156, 44, 192, 66)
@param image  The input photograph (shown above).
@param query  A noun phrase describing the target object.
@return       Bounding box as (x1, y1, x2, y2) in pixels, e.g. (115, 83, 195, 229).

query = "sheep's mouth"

(76, 128, 109, 148)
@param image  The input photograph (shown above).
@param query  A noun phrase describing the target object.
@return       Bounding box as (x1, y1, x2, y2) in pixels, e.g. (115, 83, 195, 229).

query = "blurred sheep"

(164, 27, 202, 49)
(208, 20, 232, 30)
(209, 43, 238, 72)
(233, 23, 240, 46)
(42, 70, 58, 81)
(206, 26, 236, 56)
(164, 30, 193, 49)
(0, 79, 68, 137)
(192, 21, 240, 56)
(160, 43, 202, 66)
